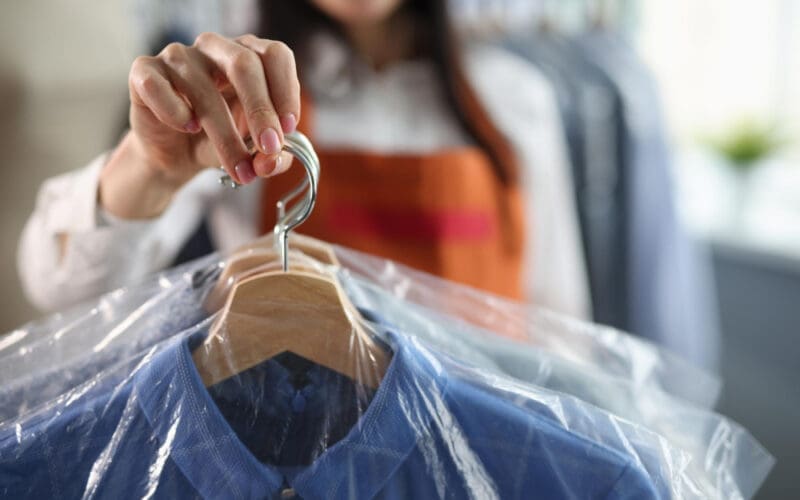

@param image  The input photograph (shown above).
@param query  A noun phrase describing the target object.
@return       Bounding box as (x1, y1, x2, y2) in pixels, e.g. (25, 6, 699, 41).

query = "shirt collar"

(133, 328, 444, 499)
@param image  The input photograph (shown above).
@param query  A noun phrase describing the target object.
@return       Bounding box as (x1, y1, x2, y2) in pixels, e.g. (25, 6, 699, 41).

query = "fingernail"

(184, 119, 200, 133)
(234, 159, 256, 184)
(280, 113, 297, 135)
(260, 128, 281, 155)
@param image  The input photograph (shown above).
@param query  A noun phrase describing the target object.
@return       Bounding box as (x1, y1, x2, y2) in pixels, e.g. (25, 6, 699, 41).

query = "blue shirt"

(0, 330, 658, 499)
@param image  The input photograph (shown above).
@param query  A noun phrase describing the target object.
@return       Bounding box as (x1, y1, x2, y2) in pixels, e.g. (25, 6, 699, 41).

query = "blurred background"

(0, 1, 798, 497)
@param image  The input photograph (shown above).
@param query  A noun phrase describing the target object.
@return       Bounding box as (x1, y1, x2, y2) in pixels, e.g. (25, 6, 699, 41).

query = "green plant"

(707, 119, 785, 171)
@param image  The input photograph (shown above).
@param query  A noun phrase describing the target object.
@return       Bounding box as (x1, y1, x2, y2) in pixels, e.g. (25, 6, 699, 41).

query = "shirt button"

(281, 487, 296, 498)
(291, 391, 307, 413)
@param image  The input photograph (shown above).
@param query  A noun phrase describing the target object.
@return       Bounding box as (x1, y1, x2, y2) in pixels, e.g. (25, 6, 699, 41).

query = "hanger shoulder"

(206, 235, 339, 312)
(194, 270, 389, 388)
(291, 233, 340, 266)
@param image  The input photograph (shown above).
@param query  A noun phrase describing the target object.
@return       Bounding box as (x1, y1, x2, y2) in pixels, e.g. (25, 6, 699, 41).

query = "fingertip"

(253, 152, 292, 177)
(280, 113, 297, 135)
(183, 118, 201, 133)
(234, 158, 256, 184)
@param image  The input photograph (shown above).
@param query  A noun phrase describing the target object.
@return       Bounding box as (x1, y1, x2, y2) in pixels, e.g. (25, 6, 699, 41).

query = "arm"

(17, 151, 210, 311)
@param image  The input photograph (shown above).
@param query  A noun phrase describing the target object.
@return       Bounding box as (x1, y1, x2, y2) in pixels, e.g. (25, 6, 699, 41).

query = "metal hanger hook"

(218, 131, 320, 272)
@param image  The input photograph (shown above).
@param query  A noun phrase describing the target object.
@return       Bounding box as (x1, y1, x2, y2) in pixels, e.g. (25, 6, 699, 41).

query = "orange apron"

(260, 96, 526, 299)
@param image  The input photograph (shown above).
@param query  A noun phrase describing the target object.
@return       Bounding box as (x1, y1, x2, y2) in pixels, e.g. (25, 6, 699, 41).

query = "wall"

(0, 1, 138, 331)
(637, 0, 800, 141)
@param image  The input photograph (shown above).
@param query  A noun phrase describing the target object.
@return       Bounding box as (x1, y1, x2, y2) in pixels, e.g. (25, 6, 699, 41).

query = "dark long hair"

(259, 0, 519, 185)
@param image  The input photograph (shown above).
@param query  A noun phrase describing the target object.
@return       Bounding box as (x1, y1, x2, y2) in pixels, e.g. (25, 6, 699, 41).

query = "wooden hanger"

(232, 233, 340, 266)
(193, 268, 390, 388)
(192, 132, 390, 388)
(204, 234, 339, 312)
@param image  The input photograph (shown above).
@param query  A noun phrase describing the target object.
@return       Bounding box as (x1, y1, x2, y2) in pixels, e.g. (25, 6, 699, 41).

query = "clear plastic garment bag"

(1, 133, 773, 499)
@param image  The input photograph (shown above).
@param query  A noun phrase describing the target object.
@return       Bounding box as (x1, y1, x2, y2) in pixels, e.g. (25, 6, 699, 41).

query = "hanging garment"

(504, 32, 630, 330)
(259, 94, 526, 299)
(0, 239, 773, 499)
(0, 251, 706, 423)
(1, 328, 665, 499)
(574, 31, 721, 369)
(506, 31, 720, 370)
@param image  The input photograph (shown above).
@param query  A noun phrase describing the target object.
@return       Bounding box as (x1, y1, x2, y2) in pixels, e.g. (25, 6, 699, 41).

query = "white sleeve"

(465, 44, 591, 319)
(18, 155, 221, 312)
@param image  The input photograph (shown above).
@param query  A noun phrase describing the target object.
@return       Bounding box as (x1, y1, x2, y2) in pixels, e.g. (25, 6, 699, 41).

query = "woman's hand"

(100, 33, 300, 219)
